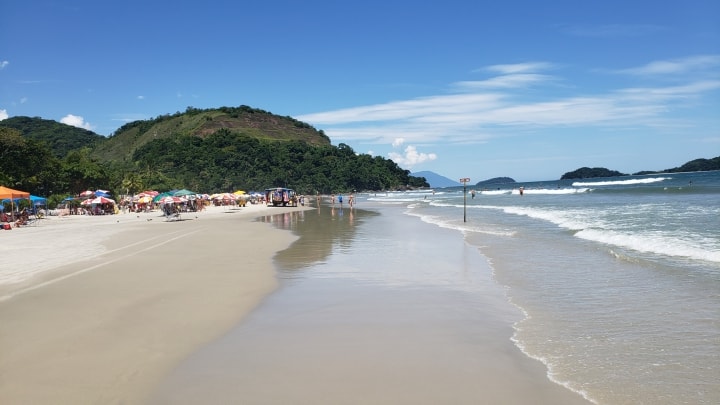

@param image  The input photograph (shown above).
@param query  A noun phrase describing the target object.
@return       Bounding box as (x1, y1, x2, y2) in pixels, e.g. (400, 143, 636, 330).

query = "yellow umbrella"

(233, 190, 246, 195)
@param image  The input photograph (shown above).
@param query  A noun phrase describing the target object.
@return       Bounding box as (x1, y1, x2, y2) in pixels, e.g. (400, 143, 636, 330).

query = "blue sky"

(1, 0, 718, 182)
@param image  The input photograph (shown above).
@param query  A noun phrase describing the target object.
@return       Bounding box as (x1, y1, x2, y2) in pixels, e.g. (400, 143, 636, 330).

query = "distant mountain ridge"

(411, 171, 461, 188)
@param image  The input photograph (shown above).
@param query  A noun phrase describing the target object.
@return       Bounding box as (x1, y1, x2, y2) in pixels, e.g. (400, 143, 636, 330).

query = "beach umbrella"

(161, 196, 182, 204)
(172, 189, 197, 197)
(90, 196, 115, 204)
(136, 196, 153, 204)
(135, 190, 159, 198)
(79, 190, 94, 197)
(81, 198, 94, 205)
(152, 192, 174, 203)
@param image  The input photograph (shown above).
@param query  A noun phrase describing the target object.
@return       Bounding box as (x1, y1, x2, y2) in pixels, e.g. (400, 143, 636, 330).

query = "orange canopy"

(0, 186, 30, 200)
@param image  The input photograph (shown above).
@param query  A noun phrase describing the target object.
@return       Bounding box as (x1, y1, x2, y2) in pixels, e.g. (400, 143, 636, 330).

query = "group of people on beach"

(330, 193, 355, 208)
(1, 209, 33, 228)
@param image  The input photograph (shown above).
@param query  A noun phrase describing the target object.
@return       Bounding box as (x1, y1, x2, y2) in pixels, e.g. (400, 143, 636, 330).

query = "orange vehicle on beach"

(265, 187, 297, 207)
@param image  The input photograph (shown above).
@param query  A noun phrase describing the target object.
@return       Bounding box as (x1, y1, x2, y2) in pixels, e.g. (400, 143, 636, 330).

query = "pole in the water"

(460, 178, 470, 222)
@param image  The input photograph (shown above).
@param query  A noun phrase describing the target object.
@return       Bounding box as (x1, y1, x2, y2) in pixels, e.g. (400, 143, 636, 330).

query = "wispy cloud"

(615, 55, 720, 76)
(296, 56, 720, 153)
(0, 61, 8, 69)
(0, 109, 8, 120)
(454, 74, 554, 90)
(483, 62, 555, 74)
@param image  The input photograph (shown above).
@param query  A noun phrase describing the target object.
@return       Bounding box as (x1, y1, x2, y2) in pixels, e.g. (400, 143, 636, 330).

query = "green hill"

(93, 105, 331, 162)
(0, 105, 428, 199)
(0, 116, 105, 158)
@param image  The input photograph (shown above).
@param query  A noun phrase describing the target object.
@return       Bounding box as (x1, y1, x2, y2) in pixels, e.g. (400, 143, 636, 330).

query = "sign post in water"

(460, 178, 470, 222)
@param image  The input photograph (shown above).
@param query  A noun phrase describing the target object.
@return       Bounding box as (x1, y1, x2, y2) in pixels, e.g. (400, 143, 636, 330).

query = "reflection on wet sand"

(257, 202, 378, 271)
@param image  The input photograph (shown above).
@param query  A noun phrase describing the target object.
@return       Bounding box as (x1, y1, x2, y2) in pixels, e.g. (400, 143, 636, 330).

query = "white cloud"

(388, 145, 437, 168)
(616, 55, 720, 76)
(296, 56, 720, 148)
(454, 73, 553, 89)
(60, 114, 93, 130)
(0, 61, 8, 69)
(0, 109, 8, 120)
(392, 138, 405, 147)
(484, 62, 553, 74)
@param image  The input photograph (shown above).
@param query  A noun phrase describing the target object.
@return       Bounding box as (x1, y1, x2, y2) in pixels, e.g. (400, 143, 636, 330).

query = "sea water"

(366, 171, 719, 404)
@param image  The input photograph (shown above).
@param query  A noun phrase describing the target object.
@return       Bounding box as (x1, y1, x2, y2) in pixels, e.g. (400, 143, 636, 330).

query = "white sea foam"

(572, 177, 669, 187)
(512, 187, 589, 195)
(405, 208, 515, 237)
(576, 228, 720, 264)
(479, 189, 511, 195)
(481, 204, 720, 264)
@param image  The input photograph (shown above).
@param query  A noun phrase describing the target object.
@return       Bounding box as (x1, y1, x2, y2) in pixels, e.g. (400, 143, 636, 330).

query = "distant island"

(560, 167, 625, 180)
(561, 156, 720, 180)
(475, 177, 516, 187)
(418, 155, 720, 187)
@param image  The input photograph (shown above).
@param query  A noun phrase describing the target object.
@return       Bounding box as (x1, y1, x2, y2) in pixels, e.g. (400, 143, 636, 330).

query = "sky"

(1, 0, 718, 182)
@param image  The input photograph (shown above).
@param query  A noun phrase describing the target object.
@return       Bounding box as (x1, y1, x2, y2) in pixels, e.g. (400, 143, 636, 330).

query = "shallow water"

(376, 171, 720, 404)
(149, 204, 588, 404)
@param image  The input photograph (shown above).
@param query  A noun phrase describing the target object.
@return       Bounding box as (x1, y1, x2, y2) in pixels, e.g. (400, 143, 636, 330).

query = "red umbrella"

(161, 196, 182, 204)
(90, 196, 115, 204)
(79, 190, 94, 197)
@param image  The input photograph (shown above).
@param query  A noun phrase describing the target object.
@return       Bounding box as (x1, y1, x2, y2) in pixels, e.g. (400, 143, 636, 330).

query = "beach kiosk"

(265, 187, 297, 207)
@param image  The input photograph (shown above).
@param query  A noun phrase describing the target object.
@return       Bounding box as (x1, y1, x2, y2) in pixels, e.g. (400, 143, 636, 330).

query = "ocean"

(366, 170, 719, 404)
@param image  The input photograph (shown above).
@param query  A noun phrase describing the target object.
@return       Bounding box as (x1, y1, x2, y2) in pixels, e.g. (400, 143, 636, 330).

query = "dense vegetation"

(563, 157, 720, 180)
(475, 177, 516, 186)
(127, 129, 423, 194)
(561, 167, 627, 180)
(0, 107, 428, 207)
(0, 116, 105, 158)
(640, 157, 720, 174)
(92, 105, 331, 162)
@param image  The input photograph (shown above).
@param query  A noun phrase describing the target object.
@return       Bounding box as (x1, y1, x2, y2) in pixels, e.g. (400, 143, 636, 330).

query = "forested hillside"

(92, 105, 331, 162)
(0, 116, 105, 158)
(0, 106, 428, 206)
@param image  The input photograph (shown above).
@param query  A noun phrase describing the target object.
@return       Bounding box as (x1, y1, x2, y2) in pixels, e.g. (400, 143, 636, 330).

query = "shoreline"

(150, 202, 591, 404)
(0, 203, 306, 404)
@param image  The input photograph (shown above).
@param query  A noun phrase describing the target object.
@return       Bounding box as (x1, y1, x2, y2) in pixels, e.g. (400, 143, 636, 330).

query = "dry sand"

(0, 204, 301, 404)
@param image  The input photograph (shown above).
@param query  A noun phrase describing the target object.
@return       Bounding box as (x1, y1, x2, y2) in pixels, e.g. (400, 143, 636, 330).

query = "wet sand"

(0, 204, 302, 404)
(149, 204, 591, 404)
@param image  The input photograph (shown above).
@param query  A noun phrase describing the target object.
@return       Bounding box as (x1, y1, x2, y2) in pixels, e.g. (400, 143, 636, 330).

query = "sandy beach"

(2, 200, 591, 405)
(0, 203, 302, 404)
